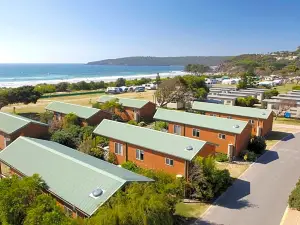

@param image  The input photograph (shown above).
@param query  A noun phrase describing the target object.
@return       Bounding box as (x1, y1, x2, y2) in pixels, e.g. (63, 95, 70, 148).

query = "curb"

(279, 206, 289, 225)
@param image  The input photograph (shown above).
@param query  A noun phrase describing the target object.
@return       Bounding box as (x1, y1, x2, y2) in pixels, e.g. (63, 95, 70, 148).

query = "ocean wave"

(0, 71, 187, 88)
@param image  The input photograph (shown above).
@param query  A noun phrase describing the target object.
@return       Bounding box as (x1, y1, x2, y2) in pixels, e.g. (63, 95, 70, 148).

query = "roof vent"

(262, 112, 266, 115)
(233, 125, 240, 128)
(185, 146, 193, 151)
(89, 188, 103, 199)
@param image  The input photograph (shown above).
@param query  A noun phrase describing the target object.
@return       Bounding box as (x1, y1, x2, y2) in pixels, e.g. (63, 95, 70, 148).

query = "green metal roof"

(98, 95, 151, 109)
(94, 120, 207, 161)
(192, 101, 272, 120)
(45, 101, 100, 119)
(207, 95, 237, 100)
(154, 108, 247, 134)
(0, 137, 152, 216)
(0, 112, 48, 135)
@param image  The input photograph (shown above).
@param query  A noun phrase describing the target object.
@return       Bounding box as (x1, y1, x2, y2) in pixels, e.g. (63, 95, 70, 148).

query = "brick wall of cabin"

(115, 107, 135, 121)
(109, 139, 127, 164)
(126, 143, 186, 176)
(262, 113, 274, 136)
(235, 124, 252, 156)
(198, 143, 216, 157)
(0, 123, 49, 150)
(86, 111, 112, 126)
(139, 102, 156, 121)
(168, 123, 238, 155)
(203, 112, 271, 136)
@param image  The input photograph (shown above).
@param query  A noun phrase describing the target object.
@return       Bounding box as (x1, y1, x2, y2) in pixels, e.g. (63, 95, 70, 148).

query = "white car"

(105, 87, 121, 94)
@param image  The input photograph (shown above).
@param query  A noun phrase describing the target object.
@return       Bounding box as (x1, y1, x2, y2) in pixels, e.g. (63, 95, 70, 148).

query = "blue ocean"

(0, 64, 184, 88)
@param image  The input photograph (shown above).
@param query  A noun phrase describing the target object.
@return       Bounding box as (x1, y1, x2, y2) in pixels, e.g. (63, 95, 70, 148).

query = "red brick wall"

(127, 143, 186, 176)
(115, 107, 135, 121)
(168, 123, 237, 154)
(0, 123, 49, 150)
(139, 102, 156, 121)
(235, 124, 252, 156)
(198, 143, 216, 157)
(109, 139, 127, 164)
(86, 111, 112, 126)
(261, 113, 274, 136)
(203, 112, 270, 136)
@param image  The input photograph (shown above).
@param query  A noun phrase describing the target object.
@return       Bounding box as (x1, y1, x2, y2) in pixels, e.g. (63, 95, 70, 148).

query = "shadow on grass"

(174, 215, 223, 225)
(265, 131, 293, 141)
(18, 112, 40, 121)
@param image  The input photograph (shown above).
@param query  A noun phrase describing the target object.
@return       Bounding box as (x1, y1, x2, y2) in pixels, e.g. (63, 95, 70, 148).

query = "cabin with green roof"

(0, 136, 152, 218)
(45, 101, 111, 126)
(97, 95, 156, 122)
(154, 108, 252, 157)
(0, 112, 49, 150)
(93, 119, 215, 177)
(192, 101, 273, 136)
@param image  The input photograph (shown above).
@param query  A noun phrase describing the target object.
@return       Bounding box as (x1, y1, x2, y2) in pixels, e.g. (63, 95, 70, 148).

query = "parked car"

(135, 86, 145, 92)
(119, 86, 129, 92)
(105, 87, 121, 94)
(144, 83, 157, 90)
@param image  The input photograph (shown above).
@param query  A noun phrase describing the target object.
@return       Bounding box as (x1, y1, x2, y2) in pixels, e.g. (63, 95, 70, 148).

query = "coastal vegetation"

(217, 47, 300, 75)
(87, 56, 231, 66)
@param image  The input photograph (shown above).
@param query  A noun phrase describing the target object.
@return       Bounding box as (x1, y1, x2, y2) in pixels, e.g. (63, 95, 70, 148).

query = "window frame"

(63, 205, 73, 218)
(218, 133, 226, 139)
(249, 119, 255, 124)
(114, 142, 123, 155)
(174, 124, 181, 135)
(165, 158, 174, 166)
(192, 128, 200, 137)
(227, 116, 232, 119)
(136, 149, 144, 161)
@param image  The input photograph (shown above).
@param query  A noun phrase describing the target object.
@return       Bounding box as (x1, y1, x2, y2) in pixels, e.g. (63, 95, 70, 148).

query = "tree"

(7, 86, 41, 105)
(115, 78, 126, 87)
(100, 98, 124, 116)
(88, 183, 175, 225)
(187, 156, 231, 201)
(184, 64, 209, 75)
(275, 99, 297, 119)
(55, 82, 69, 92)
(156, 73, 161, 85)
(0, 90, 9, 109)
(63, 113, 79, 128)
(24, 195, 71, 225)
(78, 136, 105, 159)
(0, 174, 44, 225)
(34, 84, 56, 94)
(39, 111, 54, 124)
(155, 77, 188, 107)
(237, 71, 257, 89)
(50, 130, 78, 148)
(235, 96, 259, 107)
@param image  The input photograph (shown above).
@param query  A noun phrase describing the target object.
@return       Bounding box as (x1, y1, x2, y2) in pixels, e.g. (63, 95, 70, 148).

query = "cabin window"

(227, 116, 232, 119)
(192, 128, 200, 137)
(174, 125, 181, 135)
(218, 133, 226, 139)
(63, 205, 73, 217)
(136, 149, 144, 161)
(165, 158, 174, 166)
(249, 119, 255, 124)
(114, 143, 123, 155)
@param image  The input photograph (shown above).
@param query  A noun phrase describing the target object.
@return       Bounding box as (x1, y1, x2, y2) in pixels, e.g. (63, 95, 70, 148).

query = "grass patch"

(216, 162, 249, 179)
(265, 130, 292, 149)
(273, 83, 294, 94)
(274, 117, 300, 126)
(175, 202, 210, 218)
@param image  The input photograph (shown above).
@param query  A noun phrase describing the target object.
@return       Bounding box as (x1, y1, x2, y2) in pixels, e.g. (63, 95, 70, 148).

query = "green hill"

(87, 56, 232, 66)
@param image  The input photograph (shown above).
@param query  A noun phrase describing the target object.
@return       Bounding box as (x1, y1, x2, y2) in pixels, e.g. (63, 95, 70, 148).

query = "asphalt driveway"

(195, 132, 300, 225)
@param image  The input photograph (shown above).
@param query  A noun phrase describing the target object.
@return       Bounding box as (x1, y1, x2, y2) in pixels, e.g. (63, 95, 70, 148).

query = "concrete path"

(195, 132, 300, 225)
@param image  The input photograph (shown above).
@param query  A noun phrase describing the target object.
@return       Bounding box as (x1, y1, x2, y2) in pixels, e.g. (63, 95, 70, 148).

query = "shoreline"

(0, 71, 187, 88)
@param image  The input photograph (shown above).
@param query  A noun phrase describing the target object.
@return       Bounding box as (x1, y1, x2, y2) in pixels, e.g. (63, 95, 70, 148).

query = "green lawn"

(274, 83, 295, 94)
(274, 117, 300, 125)
(175, 202, 210, 219)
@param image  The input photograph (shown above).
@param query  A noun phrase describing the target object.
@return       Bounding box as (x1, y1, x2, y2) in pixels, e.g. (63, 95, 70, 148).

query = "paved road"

(195, 132, 300, 225)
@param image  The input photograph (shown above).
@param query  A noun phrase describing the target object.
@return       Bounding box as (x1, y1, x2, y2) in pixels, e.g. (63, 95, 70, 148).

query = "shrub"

(63, 113, 79, 128)
(236, 96, 259, 107)
(289, 180, 300, 210)
(154, 121, 168, 131)
(50, 130, 78, 148)
(108, 152, 117, 164)
(39, 111, 54, 124)
(128, 120, 138, 126)
(122, 161, 141, 173)
(215, 153, 228, 162)
(240, 150, 257, 162)
(248, 136, 266, 154)
(264, 89, 279, 99)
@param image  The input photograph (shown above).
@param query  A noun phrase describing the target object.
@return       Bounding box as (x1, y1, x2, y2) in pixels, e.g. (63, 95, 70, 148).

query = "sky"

(0, 0, 300, 63)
